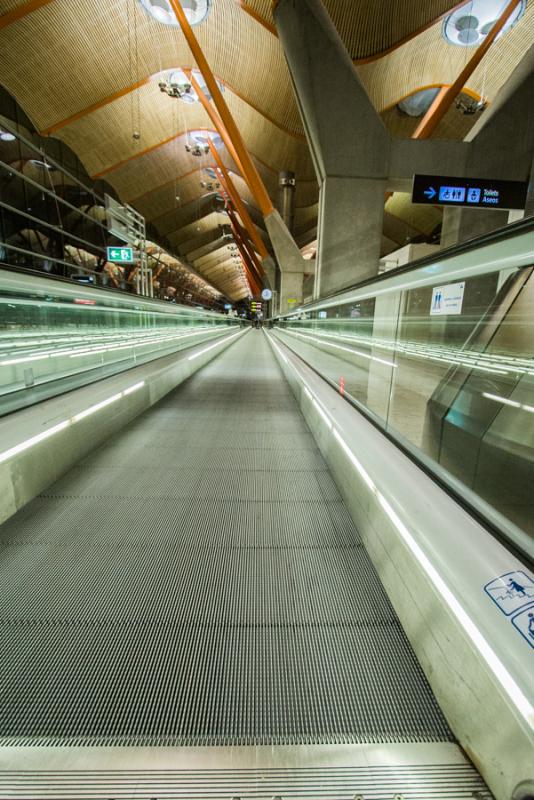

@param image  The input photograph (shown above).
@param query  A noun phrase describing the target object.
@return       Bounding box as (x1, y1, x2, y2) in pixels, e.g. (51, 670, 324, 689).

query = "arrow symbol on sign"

(110, 249, 119, 257)
(424, 187, 436, 199)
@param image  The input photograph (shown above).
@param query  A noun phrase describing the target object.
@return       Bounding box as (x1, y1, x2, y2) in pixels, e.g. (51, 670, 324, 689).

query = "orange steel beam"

(222, 192, 263, 290)
(213, 173, 266, 267)
(413, 0, 522, 139)
(234, 215, 265, 276)
(0, 0, 54, 30)
(223, 193, 265, 280)
(188, 74, 248, 179)
(168, 0, 274, 217)
(216, 168, 266, 280)
(223, 211, 258, 294)
(230, 224, 261, 295)
(238, 1, 278, 36)
(209, 138, 268, 263)
(238, 226, 265, 284)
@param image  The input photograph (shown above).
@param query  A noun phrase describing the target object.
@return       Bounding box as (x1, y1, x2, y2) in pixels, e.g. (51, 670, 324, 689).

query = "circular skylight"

(192, 131, 222, 148)
(443, 0, 526, 46)
(397, 87, 441, 117)
(138, 0, 212, 27)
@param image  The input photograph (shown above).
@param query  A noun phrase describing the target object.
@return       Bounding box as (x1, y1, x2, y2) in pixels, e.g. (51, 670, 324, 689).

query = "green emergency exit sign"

(106, 246, 134, 263)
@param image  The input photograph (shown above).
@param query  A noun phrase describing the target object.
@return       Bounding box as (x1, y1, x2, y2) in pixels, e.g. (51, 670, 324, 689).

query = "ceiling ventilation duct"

(138, 0, 212, 27)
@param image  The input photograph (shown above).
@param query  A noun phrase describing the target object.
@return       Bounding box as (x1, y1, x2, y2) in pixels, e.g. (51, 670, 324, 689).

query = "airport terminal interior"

(0, 0, 534, 798)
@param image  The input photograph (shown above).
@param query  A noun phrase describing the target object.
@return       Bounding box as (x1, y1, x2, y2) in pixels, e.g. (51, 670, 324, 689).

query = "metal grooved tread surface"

(0, 331, 453, 747)
(0, 765, 492, 799)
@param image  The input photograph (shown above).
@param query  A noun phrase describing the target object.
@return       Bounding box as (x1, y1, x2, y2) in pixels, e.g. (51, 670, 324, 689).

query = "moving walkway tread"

(0, 331, 451, 746)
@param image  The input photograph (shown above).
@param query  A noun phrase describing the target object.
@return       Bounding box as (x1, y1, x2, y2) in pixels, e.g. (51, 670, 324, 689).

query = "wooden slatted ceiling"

(198, 259, 248, 288)
(385, 193, 441, 236)
(380, 91, 480, 140)
(357, 2, 534, 112)
(195, 243, 233, 265)
(243, 0, 464, 59)
(0, 0, 532, 289)
(0, 0, 302, 133)
(55, 83, 314, 182)
(131, 155, 318, 224)
(171, 211, 228, 246)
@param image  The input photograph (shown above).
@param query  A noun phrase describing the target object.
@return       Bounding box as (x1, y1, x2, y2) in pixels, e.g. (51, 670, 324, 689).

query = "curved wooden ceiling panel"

(385, 193, 441, 236)
(0, 0, 532, 293)
(243, 0, 464, 59)
(380, 90, 480, 140)
(0, 0, 302, 133)
(358, 3, 534, 112)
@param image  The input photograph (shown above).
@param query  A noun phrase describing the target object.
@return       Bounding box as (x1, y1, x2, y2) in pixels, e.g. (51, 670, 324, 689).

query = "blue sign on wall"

(412, 174, 528, 210)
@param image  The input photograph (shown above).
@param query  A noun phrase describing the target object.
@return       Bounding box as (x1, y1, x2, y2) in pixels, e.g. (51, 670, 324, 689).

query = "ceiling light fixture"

(0, 130, 16, 142)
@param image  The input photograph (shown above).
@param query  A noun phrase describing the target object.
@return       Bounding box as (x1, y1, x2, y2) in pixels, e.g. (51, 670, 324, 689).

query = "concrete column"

(264, 209, 304, 314)
(277, 171, 296, 233)
(273, 0, 389, 297)
(316, 177, 386, 297)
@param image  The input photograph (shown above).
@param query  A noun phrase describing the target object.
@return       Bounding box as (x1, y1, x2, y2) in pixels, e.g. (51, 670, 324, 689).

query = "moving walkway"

(0, 222, 533, 799)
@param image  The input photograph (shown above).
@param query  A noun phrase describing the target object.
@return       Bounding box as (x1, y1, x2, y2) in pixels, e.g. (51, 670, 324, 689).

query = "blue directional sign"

(438, 186, 465, 203)
(412, 174, 528, 210)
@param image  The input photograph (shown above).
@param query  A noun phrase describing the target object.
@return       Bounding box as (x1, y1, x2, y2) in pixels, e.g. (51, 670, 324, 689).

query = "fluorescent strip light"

(288, 330, 397, 368)
(188, 330, 242, 361)
(0, 354, 49, 366)
(265, 331, 288, 364)
(71, 392, 123, 422)
(333, 427, 376, 491)
(483, 392, 521, 408)
(0, 420, 69, 465)
(123, 381, 145, 396)
(0, 380, 145, 465)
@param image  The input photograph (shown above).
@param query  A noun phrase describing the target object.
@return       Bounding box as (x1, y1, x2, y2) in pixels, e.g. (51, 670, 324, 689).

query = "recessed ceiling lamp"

(0, 130, 16, 142)
(138, 0, 212, 27)
(397, 87, 441, 117)
(443, 0, 526, 46)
